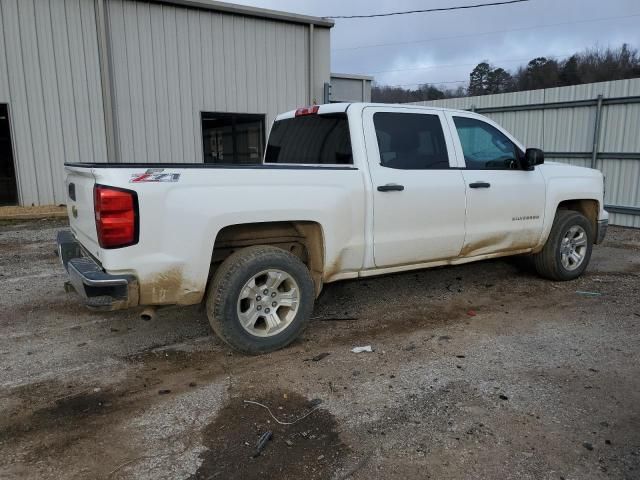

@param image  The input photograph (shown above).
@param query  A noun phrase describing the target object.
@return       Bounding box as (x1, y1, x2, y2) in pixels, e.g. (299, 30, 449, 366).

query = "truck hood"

(538, 161, 603, 180)
(536, 161, 606, 221)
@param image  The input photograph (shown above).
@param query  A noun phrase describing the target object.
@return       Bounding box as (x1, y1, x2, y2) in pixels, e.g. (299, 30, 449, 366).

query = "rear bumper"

(596, 218, 608, 244)
(56, 230, 138, 311)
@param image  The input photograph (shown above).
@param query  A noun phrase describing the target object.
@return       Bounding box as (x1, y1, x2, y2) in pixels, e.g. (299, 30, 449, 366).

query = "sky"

(229, 0, 640, 89)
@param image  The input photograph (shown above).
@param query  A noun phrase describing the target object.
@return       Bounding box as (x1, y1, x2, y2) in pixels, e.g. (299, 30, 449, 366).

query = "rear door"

(65, 166, 99, 253)
(445, 112, 546, 257)
(363, 106, 467, 268)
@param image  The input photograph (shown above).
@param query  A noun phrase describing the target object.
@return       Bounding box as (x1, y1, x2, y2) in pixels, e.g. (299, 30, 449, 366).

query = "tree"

(371, 83, 453, 103)
(559, 55, 580, 86)
(417, 84, 446, 100)
(447, 85, 468, 98)
(371, 43, 640, 102)
(468, 62, 492, 96)
(513, 57, 559, 90)
(486, 67, 513, 93)
(576, 43, 640, 83)
(469, 63, 513, 95)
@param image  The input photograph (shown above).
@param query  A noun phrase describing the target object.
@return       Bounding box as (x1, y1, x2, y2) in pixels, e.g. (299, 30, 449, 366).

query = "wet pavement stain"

(191, 389, 348, 480)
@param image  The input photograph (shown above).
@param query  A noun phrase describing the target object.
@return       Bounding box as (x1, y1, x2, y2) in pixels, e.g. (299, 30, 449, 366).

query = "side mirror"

(524, 148, 544, 170)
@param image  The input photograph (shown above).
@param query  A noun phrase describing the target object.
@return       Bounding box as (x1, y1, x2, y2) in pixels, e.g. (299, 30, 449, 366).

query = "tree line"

(371, 44, 640, 103)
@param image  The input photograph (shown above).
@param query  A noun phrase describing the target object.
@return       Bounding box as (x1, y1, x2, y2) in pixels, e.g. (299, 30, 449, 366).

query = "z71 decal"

(130, 169, 180, 183)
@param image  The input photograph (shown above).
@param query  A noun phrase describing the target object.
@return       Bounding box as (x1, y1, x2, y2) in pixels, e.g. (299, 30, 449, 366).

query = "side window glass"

(453, 116, 520, 170)
(373, 112, 450, 170)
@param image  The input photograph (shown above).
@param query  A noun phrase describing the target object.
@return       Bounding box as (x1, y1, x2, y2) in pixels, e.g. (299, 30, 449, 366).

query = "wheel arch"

(536, 197, 600, 252)
(209, 221, 326, 296)
(532, 208, 594, 281)
(556, 199, 599, 236)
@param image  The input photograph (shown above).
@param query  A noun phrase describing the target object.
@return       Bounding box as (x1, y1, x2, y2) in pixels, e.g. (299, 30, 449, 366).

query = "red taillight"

(295, 105, 320, 117)
(94, 185, 138, 248)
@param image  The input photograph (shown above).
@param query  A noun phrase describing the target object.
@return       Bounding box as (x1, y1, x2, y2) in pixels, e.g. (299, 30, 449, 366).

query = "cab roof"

(275, 103, 469, 121)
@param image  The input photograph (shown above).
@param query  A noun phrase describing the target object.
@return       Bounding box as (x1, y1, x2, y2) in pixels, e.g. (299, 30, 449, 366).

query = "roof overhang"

(331, 73, 374, 81)
(147, 0, 334, 27)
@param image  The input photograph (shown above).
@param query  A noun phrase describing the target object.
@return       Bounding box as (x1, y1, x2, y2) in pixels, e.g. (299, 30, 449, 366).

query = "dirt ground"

(1, 218, 639, 480)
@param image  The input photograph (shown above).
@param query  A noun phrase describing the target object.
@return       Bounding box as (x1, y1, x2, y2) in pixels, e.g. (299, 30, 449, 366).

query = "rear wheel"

(206, 245, 315, 354)
(533, 210, 593, 281)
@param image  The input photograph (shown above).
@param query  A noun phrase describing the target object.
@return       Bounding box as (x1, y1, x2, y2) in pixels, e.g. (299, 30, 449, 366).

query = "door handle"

(377, 184, 405, 192)
(469, 182, 491, 189)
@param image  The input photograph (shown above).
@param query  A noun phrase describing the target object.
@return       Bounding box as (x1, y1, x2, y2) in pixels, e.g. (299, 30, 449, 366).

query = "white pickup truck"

(57, 103, 608, 354)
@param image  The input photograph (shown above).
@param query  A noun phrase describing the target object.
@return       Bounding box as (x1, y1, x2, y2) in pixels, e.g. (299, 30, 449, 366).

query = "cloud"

(231, 0, 640, 87)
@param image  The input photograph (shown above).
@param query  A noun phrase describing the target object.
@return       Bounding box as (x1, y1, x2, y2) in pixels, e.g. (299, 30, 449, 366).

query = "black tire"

(533, 210, 594, 281)
(206, 245, 315, 354)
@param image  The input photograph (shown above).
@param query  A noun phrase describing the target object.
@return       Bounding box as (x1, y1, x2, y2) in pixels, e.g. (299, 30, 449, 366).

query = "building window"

(202, 112, 265, 164)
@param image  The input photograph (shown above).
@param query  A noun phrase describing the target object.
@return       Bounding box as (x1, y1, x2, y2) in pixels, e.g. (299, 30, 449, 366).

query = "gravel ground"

(0, 218, 639, 480)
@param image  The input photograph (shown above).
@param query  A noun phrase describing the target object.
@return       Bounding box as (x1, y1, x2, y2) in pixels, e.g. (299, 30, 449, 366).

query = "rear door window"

(373, 112, 450, 170)
(265, 113, 353, 165)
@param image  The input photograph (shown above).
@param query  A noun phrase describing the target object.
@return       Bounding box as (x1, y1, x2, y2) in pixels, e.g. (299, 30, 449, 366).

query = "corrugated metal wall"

(330, 75, 372, 103)
(0, 0, 108, 205)
(411, 78, 640, 227)
(0, 0, 331, 205)
(106, 0, 325, 164)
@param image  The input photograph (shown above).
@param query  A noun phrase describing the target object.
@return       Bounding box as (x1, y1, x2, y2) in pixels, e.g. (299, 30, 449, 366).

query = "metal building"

(329, 73, 373, 103)
(410, 78, 640, 228)
(0, 0, 334, 206)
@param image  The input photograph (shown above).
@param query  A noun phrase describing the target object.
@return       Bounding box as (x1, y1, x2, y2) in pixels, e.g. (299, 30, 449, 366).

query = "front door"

(0, 105, 18, 205)
(446, 112, 546, 257)
(363, 107, 467, 268)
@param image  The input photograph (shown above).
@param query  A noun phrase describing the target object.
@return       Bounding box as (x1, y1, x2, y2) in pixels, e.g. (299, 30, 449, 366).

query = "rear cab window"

(265, 113, 353, 165)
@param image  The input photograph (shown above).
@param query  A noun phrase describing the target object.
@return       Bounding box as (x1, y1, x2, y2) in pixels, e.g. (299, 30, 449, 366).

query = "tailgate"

(65, 166, 99, 253)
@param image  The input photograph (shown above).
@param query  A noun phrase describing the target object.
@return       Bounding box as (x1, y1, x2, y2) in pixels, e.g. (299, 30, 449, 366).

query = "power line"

(332, 13, 640, 52)
(366, 53, 573, 75)
(326, 0, 529, 19)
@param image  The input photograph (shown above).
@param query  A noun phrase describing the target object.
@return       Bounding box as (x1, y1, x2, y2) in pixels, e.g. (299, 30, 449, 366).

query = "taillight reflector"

(295, 105, 320, 117)
(94, 185, 138, 248)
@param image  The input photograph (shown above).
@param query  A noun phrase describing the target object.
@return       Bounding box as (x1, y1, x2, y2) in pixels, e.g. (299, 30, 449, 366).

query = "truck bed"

(62, 161, 367, 307)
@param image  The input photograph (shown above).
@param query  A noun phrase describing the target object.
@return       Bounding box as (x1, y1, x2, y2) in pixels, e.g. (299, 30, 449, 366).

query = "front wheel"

(206, 245, 315, 354)
(533, 210, 594, 281)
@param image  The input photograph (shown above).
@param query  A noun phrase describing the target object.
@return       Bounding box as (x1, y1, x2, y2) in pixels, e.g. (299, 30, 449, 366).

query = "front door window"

(453, 116, 521, 170)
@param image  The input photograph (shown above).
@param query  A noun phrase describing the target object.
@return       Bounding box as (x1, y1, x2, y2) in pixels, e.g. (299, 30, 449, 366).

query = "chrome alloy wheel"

(236, 269, 300, 337)
(560, 225, 588, 271)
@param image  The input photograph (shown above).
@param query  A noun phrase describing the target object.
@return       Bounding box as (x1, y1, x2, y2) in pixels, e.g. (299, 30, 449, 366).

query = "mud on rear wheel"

(533, 210, 594, 281)
(206, 245, 315, 354)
